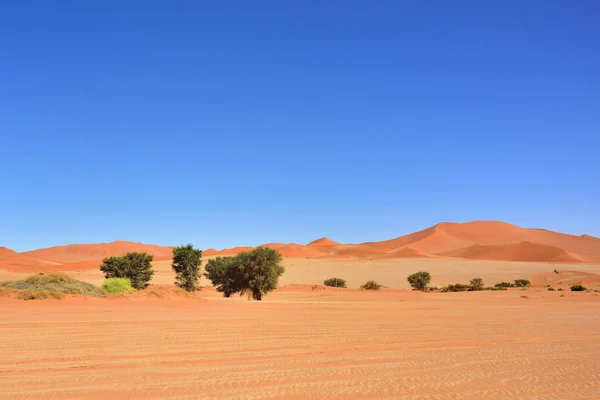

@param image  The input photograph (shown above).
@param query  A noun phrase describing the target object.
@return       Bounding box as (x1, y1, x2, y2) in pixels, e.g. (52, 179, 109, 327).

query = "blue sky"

(1, 1, 598, 252)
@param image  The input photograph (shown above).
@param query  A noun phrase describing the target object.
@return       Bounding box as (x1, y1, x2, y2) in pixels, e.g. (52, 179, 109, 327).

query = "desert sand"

(1, 221, 600, 399)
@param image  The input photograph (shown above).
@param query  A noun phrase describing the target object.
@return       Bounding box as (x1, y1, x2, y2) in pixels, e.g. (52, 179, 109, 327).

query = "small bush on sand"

(0, 273, 105, 296)
(570, 284, 586, 292)
(557, 288, 564, 291)
(361, 280, 381, 290)
(514, 279, 531, 288)
(484, 286, 507, 291)
(442, 283, 471, 292)
(495, 282, 515, 288)
(470, 278, 484, 291)
(548, 287, 555, 291)
(15, 289, 64, 300)
(323, 278, 347, 288)
(100, 252, 154, 289)
(407, 271, 431, 291)
(103, 278, 136, 294)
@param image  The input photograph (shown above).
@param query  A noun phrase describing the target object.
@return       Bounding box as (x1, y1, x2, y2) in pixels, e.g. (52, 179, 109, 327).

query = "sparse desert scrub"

(15, 289, 64, 300)
(495, 282, 515, 288)
(103, 278, 136, 294)
(407, 271, 431, 291)
(514, 279, 531, 288)
(0, 273, 105, 296)
(323, 277, 347, 288)
(360, 280, 381, 290)
(484, 286, 507, 291)
(570, 284, 587, 292)
(442, 283, 471, 292)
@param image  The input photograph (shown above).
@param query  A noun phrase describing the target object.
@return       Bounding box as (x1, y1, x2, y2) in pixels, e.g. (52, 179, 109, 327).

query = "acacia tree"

(171, 244, 203, 292)
(204, 247, 285, 300)
(236, 246, 285, 300)
(204, 256, 241, 297)
(99, 252, 154, 289)
(407, 271, 431, 291)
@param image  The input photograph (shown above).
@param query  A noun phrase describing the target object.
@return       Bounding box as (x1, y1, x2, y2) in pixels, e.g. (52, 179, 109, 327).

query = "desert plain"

(1, 221, 600, 399)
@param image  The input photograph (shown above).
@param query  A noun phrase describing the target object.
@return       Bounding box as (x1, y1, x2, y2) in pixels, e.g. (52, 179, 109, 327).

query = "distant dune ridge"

(2, 221, 599, 271)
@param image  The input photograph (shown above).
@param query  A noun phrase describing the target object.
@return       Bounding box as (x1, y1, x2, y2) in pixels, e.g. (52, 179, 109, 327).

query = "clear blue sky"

(1, 1, 598, 252)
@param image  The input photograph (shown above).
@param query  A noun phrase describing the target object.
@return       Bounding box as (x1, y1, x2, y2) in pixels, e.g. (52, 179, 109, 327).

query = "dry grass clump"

(0, 273, 105, 297)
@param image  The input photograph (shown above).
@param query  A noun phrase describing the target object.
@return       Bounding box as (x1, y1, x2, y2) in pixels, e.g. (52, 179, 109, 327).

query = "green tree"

(236, 247, 285, 300)
(171, 244, 203, 292)
(470, 277, 484, 290)
(407, 271, 431, 291)
(204, 256, 242, 297)
(99, 252, 154, 289)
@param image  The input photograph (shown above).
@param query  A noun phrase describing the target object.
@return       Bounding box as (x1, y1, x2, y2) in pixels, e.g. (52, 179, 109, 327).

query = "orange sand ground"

(1, 287, 600, 399)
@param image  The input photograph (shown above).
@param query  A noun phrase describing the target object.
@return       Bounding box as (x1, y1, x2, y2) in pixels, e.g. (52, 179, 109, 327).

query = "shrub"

(100, 252, 154, 289)
(548, 287, 555, 291)
(0, 273, 105, 296)
(103, 278, 136, 294)
(407, 271, 431, 291)
(557, 288, 564, 291)
(442, 283, 471, 292)
(495, 282, 515, 288)
(514, 279, 531, 288)
(323, 278, 347, 288)
(470, 278, 484, 290)
(15, 289, 64, 300)
(484, 286, 507, 291)
(570, 284, 587, 292)
(171, 244, 203, 292)
(205, 256, 241, 297)
(360, 280, 381, 290)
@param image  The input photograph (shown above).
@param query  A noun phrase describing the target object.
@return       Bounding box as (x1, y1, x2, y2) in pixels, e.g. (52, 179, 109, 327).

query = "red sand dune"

(307, 238, 341, 246)
(22, 241, 174, 263)
(3, 221, 600, 272)
(0, 247, 19, 260)
(439, 241, 585, 263)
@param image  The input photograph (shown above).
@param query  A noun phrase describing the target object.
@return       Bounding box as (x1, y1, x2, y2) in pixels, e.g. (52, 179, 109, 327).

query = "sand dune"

(439, 241, 585, 263)
(0, 247, 18, 260)
(4, 221, 600, 272)
(22, 241, 174, 263)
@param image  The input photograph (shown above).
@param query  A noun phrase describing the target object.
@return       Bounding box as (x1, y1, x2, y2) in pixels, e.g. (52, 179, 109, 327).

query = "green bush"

(570, 284, 587, 292)
(360, 280, 381, 290)
(100, 252, 154, 289)
(495, 282, 515, 288)
(171, 244, 203, 292)
(484, 286, 507, 291)
(442, 283, 471, 292)
(323, 278, 347, 288)
(407, 271, 431, 291)
(103, 278, 136, 294)
(470, 278, 484, 290)
(205, 247, 285, 300)
(0, 273, 105, 296)
(514, 279, 531, 288)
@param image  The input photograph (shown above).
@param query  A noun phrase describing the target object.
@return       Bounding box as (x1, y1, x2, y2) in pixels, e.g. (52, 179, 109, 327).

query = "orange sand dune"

(22, 241, 174, 263)
(4, 221, 600, 269)
(307, 237, 341, 246)
(0, 247, 19, 260)
(439, 241, 585, 263)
